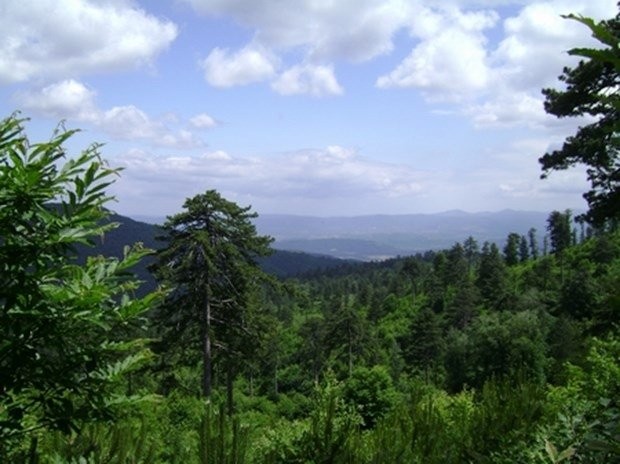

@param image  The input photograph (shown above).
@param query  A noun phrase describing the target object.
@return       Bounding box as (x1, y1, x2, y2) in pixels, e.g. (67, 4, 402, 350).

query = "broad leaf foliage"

(0, 115, 161, 450)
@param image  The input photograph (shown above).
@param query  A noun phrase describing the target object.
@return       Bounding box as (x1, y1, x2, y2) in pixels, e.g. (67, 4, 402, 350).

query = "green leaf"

(545, 438, 558, 461)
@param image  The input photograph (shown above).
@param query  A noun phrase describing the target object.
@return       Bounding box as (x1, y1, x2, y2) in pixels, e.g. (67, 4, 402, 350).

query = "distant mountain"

(253, 210, 556, 260)
(75, 213, 348, 288)
(99, 209, 564, 263)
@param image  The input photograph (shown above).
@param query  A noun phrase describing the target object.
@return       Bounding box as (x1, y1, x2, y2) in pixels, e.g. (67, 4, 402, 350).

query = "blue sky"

(0, 0, 616, 217)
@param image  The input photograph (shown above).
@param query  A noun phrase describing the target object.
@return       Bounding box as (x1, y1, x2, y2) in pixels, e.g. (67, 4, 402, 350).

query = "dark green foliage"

(258, 249, 350, 278)
(519, 234, 529, 262)
(529, 227, 539, 259)
(525, 255, 559, 293)
(42, 420, 159, 463)
(296, 314, 327, 386)
(540, 13, 620, 227)
(445, 279, 480, 329)
(560, 266, 599, 319)
(445, 311, 550, 390)
(504, 232, 521, 266)
(270, 378, 361, 464)
(476, 242, 508, 308)
(444, 242, 469, 285)
(547, 210, 573, 255)
(24, 218, 620, 462)
(547, 315, 584, 383)
(401, 307, 445, 373)
(323, 296, 372, 377)
(152, 190, 273, 399)
(463, 236, 480, 273)
(198, 402, 249, 464)
(371, 384, 472, 463)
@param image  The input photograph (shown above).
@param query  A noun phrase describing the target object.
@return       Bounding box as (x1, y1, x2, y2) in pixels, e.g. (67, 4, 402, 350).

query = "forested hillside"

(74, 213, 351, 285)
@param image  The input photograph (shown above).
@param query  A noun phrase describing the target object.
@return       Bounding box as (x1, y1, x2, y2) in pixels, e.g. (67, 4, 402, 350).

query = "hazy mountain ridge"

(131, 209, 559, 261)
(77, 213, 348, 286)
(254, 209, 555, 260)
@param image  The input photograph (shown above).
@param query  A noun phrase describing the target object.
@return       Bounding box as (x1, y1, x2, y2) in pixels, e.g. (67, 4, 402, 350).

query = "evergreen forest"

(1, 10, 619, 464)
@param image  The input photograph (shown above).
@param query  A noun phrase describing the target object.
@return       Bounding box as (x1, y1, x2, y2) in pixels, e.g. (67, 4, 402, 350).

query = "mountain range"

(131, 209, 556, 262)
(79, 213, 346, 287)
(254, 209, 553, 260)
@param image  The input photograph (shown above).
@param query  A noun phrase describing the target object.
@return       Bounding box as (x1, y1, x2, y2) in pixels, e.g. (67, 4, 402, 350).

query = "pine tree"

(153, 190, 273, 400)
(528, 227, 539, 259)
(540, 12, 620, 226)
(519, 235, 530, 262)
(503, 232, 521, 266)
(401, 307, 445, 377)
(476, 242, 508, 309)
(547, 210, 573, 255)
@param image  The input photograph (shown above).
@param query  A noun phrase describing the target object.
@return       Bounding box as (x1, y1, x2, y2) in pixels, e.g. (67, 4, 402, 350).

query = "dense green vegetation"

(2, 113, 618, 463)
(1, 10, 619, 464)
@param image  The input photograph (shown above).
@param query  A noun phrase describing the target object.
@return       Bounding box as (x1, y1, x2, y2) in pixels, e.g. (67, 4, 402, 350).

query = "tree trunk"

(202, 290, 212, 398)
(274, 359, 279, 396)
(348, 324, 353, 378)
(226, 364, 234, 416)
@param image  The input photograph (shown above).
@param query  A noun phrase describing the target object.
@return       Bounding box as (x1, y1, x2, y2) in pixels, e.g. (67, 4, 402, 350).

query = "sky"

(0, 0, 617, 218)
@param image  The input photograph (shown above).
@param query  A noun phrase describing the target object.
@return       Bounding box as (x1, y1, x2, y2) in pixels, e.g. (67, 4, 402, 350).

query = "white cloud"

(491, 1, 607, 92)
(186, 0, 412, 63)
(17, 80, 205, 149)
(202, 150, 232, 161)
(109, 137, 589, 217)
(186, 0, 417, 94)
(272, 64, 343, 97)
(15, 79, 98, 120)
(185, 0, 616, 106)
(113, 145, 426, 208)
(377, 6, 498, 100)
(0, 0, 177, 83)
(190, 113, 218, 129)
(184, 0, 617, 109)
(465, 92, 550, 128)
(200, 44, 278, 87)
(373, 0, 617, 125)
(97, 105, 161, 140)
(464, 0, 617, 128)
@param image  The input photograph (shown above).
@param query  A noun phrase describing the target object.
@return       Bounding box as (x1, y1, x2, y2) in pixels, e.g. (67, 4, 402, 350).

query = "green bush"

(342, 365, 396, 429)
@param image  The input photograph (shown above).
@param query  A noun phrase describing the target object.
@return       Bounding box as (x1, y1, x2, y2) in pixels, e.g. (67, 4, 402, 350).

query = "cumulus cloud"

(464, 0, 617, 127)
(465, 92, 550, 128)
(491, 1, 606, 91)
(0, 0, 177, 83)
(184, 0, 617, 107)
(17, 79, 205, 149)
(187, 0, 415, 95)
(272, 64, 343, 97)
(374, 0, 616, 124)
(186, 0, 411, 63)
(190, 113, 219, 129)
(377, 6, 498, 100)
(16, 79, 98, 120)
(200, 44, 278, 87)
